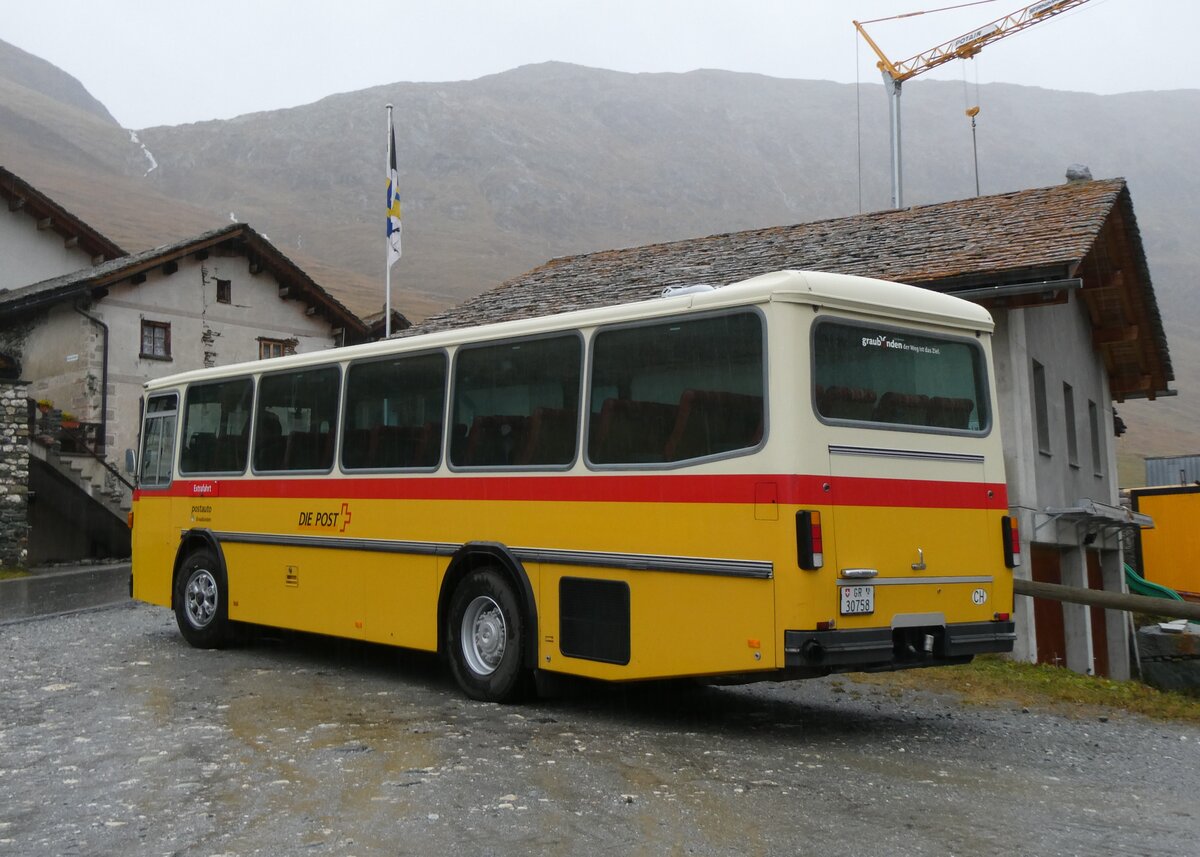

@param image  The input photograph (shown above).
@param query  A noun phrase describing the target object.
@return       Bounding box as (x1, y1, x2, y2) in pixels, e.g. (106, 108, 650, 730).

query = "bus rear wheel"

(174, 548, 232, 649)
(447, 568, 527, 702)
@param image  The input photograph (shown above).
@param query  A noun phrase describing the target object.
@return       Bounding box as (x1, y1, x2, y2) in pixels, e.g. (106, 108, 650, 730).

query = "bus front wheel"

(447, 568, 527, 702)
(174, 548, 232, 649)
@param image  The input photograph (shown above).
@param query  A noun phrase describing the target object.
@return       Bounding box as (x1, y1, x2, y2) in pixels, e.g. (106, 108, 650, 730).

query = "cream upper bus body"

(135, 270, 1013, 693)
(141, 270, 994, 396)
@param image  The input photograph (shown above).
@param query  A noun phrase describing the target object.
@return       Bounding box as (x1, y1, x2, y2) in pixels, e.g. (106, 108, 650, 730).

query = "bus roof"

(144, 270, 993, 392)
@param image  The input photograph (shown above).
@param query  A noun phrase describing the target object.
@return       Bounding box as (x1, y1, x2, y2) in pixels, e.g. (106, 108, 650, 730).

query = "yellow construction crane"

(854, 0, 1091, 208)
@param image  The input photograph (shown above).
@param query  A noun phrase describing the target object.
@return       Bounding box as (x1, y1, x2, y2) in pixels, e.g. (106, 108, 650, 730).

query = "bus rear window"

(813, 321, 988, 432)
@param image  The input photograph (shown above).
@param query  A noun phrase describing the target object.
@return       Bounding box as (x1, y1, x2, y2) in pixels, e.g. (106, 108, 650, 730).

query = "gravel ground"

(1, 603, 1197, 856)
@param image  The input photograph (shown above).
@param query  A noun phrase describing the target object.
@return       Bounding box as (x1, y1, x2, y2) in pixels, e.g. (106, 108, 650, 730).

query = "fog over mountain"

(1, 39, 1197, 466)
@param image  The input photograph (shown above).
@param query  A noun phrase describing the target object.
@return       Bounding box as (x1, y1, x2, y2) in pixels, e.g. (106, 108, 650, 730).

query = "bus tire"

(447, 567, 527, 702)
(174, 548, 232, 649)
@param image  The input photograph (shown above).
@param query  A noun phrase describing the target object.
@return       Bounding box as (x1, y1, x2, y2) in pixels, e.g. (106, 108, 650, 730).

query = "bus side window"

(256, 367, 340, 472)
(589, 311, 765, 465)
(180, 379, 253, 474)
(450, 335, 581, 469)
(342, 352, 447, 471)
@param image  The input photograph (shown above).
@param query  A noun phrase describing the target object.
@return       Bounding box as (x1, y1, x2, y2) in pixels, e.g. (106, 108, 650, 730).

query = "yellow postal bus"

(131, 270, 1018, 701)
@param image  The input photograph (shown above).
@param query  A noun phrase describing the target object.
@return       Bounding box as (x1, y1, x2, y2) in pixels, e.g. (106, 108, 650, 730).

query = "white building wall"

(98, 254, 338, 465)
(1022, 294, 1116, 510)
(990, 289, 1128, 675)
(1, 253, 340, 471)
(0, 206, 99, 290)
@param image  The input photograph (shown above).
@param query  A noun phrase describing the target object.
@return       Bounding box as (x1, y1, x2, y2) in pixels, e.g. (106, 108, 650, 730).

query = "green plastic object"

(1125, 562, 1185, 601)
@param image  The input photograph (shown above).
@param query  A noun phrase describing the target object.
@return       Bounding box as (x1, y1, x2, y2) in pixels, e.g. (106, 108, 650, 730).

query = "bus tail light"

(1001, 515, 1020, 568)
(127, 510, 134, 530)
(797, 510, 823, 570)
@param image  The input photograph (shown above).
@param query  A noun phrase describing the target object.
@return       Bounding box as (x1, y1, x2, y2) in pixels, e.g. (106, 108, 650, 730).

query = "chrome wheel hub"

(461, 595, 506, 676)
(184, 569, 219, 629)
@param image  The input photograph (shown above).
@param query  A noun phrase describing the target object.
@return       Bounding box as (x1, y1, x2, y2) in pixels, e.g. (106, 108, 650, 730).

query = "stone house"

(0, 169, 370, 561)
(414, 176, 1173, 679)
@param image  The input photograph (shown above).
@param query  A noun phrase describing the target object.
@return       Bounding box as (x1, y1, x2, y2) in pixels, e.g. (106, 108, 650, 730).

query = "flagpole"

(385, 103, 394, 338)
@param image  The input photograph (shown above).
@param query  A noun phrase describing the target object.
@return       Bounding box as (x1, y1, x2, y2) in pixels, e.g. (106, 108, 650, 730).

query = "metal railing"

(28, 400, 135, 493)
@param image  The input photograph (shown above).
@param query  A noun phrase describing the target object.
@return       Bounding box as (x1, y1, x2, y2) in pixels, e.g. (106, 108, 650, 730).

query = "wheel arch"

(438, 542, 539, 669)
(172, 528, 228, 610)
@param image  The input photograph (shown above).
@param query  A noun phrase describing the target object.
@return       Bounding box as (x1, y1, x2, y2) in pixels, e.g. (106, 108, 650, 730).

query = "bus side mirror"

(125, 448, 137, 475)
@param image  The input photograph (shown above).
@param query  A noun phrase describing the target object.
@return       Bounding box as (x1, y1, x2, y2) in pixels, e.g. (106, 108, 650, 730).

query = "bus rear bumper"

(784, 621, 1016, 671)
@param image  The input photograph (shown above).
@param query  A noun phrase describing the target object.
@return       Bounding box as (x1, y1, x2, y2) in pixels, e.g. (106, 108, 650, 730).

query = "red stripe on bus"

(137, 474, 1008, 510)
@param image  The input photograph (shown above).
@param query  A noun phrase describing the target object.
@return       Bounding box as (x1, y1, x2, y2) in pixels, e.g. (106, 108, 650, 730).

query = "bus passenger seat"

(464, 415, 529, 466)
(874, 392, 931, 425)
(342, 428, 372, 468)
(663, 390, 764, 461)
(589, 398, 677, 463)
(411, 421, 442, 467)
(929, 396, 975, 429)
(820, 386, 877, 420)
(516, 407, 575, 465)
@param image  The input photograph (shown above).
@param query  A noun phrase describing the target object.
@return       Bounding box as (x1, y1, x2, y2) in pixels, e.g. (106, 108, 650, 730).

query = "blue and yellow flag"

(386, 123, 402, 266)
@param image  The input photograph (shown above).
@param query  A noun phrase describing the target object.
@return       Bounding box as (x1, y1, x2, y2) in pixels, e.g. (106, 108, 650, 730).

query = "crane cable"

(856, 0, 999, 27)
(856, 28, 863, 213)
(963, 55, 982, 196)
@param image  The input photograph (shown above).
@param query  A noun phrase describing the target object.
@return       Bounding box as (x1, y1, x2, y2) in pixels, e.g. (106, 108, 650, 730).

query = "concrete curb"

(0, 563, 131, 624)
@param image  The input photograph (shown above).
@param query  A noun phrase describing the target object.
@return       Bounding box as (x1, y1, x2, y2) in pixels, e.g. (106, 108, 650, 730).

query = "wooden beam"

(8, 196, 24, 212)
(64, 236, 78, 249)
(193, 249, 209, 261)
(1015, 578, 1200, 621)
(162, 261, 178, 276)
(130, 272, 147, 285)
(1093, 325, 1138, 347)
(36, 216, 51, 230)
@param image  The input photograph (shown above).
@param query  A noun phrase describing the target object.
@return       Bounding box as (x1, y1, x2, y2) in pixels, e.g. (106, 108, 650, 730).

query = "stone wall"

(0, 382, 30, 567)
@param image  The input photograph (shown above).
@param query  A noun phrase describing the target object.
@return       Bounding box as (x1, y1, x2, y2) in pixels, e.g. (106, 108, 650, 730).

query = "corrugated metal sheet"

(1145, 456, 1200, 487)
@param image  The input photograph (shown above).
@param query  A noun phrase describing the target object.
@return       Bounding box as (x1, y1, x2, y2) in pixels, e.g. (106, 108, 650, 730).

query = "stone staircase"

(28, 442, 132, 524)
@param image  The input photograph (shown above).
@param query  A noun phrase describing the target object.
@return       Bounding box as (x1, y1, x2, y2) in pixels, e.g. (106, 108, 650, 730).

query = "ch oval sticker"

(971, 588, 988, 606)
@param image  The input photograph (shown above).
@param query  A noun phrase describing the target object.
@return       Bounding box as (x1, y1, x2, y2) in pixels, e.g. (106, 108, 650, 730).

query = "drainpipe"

(73, 303, 109, 457)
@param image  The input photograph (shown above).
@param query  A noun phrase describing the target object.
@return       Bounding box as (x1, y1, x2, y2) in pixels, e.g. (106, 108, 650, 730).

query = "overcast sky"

(4, 0, 1196, 129)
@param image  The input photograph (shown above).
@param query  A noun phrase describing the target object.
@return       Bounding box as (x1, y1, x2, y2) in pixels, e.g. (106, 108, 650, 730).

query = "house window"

(216, 279, 232, 304)
(258, 338, 292, 360)
(141, 320, 171, 360)
(1032, 360, 1050, 455)
(1089, 400, 1103, 476)
(1064, 382, 1078, 468)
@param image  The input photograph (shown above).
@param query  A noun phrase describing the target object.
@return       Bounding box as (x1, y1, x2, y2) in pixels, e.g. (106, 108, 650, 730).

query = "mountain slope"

(1, 46, 1197, 461)
(0, 39, 117, 125)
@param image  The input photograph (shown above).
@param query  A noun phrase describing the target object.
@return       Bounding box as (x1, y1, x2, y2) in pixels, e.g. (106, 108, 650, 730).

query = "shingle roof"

(0, 166, 126, 263)
(415, 178, 1170, 400)
(0, 223, 369, 337)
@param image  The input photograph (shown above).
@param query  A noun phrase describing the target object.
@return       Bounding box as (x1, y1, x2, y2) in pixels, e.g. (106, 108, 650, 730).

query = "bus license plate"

(840, 585, 874, 615)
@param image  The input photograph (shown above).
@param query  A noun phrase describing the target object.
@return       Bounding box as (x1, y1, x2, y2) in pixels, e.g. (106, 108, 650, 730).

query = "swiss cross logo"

(340, 502, 352, 533)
